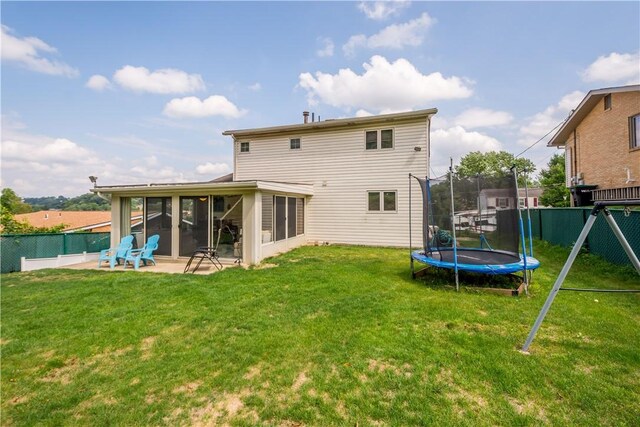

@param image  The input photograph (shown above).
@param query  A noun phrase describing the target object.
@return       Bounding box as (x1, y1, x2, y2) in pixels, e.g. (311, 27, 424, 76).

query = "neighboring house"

(14, 211, 143, 233)
(479, 188, 543, 210)
(93, 109, 436, 264)
(453, 188, 543, 232)
(547, 85, 640, 205)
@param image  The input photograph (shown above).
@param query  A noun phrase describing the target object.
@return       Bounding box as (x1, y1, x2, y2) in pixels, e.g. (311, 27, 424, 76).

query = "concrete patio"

(60, 257, 242, 275)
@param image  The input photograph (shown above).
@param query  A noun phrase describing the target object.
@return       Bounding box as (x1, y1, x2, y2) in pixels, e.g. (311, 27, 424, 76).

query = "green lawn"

(1, 242, 639, 426)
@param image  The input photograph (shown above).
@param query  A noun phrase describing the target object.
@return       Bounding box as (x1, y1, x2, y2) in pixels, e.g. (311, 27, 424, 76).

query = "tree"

(1, 188, 32, 214)
(0, 188, 65, 234)
(24, 195, 67, 211)
(456, 151, 536, 178)
(63, 193, 110, 211)
(539, 153, 571, 207)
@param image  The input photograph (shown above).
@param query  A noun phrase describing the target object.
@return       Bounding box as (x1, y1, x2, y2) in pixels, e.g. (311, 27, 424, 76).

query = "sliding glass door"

(145, 197, 172, 256)
(180, 196, 209, 256)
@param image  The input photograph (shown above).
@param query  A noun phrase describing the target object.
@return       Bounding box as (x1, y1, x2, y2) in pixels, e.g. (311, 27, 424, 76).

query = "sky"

(1, 1, 639, 197)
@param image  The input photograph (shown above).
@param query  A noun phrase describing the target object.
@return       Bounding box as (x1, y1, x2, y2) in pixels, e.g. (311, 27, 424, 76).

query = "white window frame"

(290, 137, 301, 150)
(239, 142, 250, 153)
(630, 114, 640, 150)
(367, 190, 398, 213)
(364, 128, 394, 151)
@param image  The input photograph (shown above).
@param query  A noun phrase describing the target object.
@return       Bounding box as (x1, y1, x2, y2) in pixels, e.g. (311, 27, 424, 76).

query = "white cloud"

(316, 37, 335, 58)
(581, 51, 640, 84)
(163, 95, 247, 119)
(0, 25, 78, 77)
(343, 13, 435, 56)
(0, 117, 106, 196)
(113, 65, 205, 94)
(0, 116, 215, 196)
(518, 90, 584, 147)
(2, 137, 94, 163)
(85, 74, 112, 91)
(357, 1, 411, 20)
(299, 55, 472, 112)
(430, 126, 502, 175)
(454, 108, 513, 129)
(355, 109, 374, 117)
(195, 162, 231, 175)
(248, 82, 262, 91)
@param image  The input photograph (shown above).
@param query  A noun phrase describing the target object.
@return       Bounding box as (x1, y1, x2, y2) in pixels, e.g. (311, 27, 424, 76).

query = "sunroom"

(92, 177, 313, 265)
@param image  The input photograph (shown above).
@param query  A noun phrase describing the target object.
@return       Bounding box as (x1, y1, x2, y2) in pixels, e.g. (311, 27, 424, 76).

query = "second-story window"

(630, 114, 640, 149)
(604, 94, 612, 110)
(290, 138, 301, 150)
(365, 129, 394, 150)
(240, 142, 250, 153)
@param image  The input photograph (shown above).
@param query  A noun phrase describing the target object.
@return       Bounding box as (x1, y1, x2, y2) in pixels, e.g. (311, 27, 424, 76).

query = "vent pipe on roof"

(303, 111, 309, 124)
(312, 112, 315, 122)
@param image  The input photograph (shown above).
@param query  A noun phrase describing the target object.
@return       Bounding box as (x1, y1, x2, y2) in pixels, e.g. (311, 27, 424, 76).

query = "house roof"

(547, 85, 640, 147)
(222, 108, 438, 139)
(92, 179, 314, 196)
(15, 210, 142, 232)
(480, 188, 543, 198)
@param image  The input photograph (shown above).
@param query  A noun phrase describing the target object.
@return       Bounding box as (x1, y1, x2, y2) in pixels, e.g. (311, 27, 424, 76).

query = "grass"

(1, 241, 639, 426)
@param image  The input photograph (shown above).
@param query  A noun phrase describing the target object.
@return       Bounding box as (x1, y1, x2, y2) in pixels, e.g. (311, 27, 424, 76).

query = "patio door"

(180, 196, 209, 256)
(145, 197, 172, 256)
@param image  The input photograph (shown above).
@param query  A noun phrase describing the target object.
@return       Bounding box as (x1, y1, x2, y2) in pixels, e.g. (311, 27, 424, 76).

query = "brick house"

(547, 85, 640, 205)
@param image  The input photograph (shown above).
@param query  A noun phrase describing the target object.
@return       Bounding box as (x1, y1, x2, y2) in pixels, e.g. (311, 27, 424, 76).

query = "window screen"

(365, 131, 377, 150)
(381, 129, 393, 149)
(368, 192, 380, 211)
(275, 196, 286, 241)
(383, 191, 396, 211)
(288, 197, 297, 238)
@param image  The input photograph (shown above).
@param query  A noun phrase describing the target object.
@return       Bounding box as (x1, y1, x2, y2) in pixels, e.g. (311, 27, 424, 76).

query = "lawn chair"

(123, 234, 160, 270)
(98, 235, 134, 269)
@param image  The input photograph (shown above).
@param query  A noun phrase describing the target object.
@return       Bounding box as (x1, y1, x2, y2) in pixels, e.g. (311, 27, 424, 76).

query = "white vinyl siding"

(234, 119, 428, 247)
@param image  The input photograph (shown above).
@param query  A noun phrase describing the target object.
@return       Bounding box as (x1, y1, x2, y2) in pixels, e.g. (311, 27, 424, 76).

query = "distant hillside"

(24, 193, 111, 211)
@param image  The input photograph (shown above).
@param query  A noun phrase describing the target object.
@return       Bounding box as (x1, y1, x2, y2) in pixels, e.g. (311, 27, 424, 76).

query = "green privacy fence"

(527, 208, 640, 265)
(0, 232, 110, 273)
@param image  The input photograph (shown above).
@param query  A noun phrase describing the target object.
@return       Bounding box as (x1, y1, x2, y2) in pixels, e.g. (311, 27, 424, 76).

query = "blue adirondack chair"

(123, 234, 160, 270)
(98, 235, 134, 269)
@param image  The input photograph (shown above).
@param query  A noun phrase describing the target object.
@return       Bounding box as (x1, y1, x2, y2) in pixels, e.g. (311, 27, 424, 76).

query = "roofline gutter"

(90, 180, 314, 196)
(223, 108, 438, 138)
(547, 84, 640, 147)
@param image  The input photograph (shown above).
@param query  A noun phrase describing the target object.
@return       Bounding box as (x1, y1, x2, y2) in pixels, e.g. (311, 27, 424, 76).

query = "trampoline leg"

(522, 212, 598, 352)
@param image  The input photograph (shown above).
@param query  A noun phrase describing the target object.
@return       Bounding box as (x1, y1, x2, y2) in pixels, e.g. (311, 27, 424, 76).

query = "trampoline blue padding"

(412, 248, 540, 275)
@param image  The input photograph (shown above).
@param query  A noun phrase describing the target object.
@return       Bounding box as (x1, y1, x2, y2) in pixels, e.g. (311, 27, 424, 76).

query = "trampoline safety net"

(416, 172, 520, 263)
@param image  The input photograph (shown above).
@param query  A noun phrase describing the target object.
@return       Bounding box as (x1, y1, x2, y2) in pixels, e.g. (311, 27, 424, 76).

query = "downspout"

(426, 115, 431, 177)
(232, 135, 238, 182)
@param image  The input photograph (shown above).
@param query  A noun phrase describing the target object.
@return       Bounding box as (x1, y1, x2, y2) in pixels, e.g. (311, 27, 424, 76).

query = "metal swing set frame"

(522, 200, 640, 352)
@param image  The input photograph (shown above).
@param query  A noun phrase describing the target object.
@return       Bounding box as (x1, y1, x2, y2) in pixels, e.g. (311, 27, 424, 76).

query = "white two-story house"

(94, 108, 436, 265)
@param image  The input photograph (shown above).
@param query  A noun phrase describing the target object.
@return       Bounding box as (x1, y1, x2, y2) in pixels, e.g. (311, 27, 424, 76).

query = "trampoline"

(412, 248, 539, 275)
(409, 167, 540, 291)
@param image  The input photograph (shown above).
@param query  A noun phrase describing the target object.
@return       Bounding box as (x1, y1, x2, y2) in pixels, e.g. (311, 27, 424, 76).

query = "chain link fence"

(528, 208, 639, 265)
(0, 233, 110, 273)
